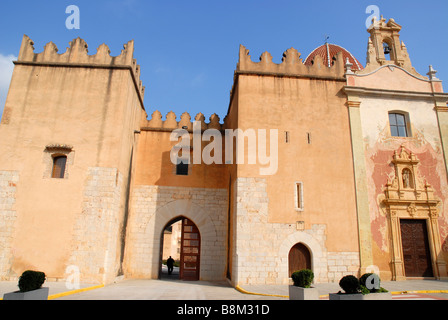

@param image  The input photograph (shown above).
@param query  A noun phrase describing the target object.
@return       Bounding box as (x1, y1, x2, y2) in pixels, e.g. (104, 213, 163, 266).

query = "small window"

(389, 113, 408, 137)
(52, 156, 67, 179)
(295, 182, 304, 211)
(176, 160, 189, 176)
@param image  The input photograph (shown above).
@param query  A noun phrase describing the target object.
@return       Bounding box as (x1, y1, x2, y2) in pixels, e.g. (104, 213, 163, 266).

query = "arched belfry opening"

(160, 217, 201, 281)
(288, 243, 312, 277)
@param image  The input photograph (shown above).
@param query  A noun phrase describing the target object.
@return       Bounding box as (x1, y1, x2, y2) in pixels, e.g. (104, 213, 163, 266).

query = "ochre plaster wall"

(234, 74, 359, 253)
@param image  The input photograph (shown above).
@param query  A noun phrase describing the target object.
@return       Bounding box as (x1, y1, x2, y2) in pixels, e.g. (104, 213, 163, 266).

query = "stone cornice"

(344, 85, 448, 101)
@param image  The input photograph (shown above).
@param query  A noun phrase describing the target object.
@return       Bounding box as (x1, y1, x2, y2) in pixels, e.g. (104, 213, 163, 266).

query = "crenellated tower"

(0, 35, 146, 284)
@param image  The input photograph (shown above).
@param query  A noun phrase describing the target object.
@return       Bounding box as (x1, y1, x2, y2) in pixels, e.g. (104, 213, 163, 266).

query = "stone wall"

(232, 177, 360, 285)
(68, 167, 124, 284)
(0, 171, 19, 279)
(124, 185, 228, 281)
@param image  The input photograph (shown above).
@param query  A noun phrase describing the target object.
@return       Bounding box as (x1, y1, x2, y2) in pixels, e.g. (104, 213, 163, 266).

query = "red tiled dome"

(304, 43, 364, 71)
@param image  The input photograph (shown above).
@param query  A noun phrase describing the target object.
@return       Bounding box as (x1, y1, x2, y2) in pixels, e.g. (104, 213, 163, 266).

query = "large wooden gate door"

(288, 243, 312, 277)
(400, 219, 434, 277)
(180, 218, 201, 281)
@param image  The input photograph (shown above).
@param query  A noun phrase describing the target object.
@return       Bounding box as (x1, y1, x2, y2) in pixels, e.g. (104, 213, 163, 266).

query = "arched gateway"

(125, 198, 227, 282)
(161, 217, 201, 281)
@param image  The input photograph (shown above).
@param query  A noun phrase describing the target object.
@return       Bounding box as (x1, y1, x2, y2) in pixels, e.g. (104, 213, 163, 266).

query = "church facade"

(0, 18, 447, 286)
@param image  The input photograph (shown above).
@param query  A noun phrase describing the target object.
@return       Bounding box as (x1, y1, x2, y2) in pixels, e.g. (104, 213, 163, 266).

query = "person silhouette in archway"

(167, 256, 175, 275)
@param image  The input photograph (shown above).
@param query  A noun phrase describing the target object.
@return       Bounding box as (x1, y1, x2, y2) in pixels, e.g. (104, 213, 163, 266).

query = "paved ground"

(242, 279, 448, 300)
(243, 279, 448, 298)
(1, 273, 447, 300)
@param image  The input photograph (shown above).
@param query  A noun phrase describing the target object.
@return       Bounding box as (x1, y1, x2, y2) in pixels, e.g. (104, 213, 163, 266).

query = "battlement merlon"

(236, 45, 346, 80)
(16, 35, 146, 106)
(142, 111, 226, 132)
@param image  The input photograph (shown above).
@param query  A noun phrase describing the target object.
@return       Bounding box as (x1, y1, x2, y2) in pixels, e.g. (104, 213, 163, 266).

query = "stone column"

(434, 102, 448, 183)
(346, 99, 374, 273)
(388, 210, 406, 281)
(429, 210, 448, 280)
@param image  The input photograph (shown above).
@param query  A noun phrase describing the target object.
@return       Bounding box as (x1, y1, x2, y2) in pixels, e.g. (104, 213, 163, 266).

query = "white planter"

(3, 287, 49, 301)
(329, 292, 392, 300)
(289, 286, 320, 300)
(360, 292, 392, 300)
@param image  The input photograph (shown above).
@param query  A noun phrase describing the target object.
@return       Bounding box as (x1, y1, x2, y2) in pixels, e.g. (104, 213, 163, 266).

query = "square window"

(176, 160, 189, 176)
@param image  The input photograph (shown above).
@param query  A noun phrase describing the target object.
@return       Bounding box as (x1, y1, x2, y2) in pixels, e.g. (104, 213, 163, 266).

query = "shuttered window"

(52, 156, 67, 179)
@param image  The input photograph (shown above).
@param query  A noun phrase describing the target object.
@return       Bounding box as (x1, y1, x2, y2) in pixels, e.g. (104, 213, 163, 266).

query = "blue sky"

(0, 0, 447, 121)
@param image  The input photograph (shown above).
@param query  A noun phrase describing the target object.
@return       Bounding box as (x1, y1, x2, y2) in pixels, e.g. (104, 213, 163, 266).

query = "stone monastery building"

(0, 18, 447, 286)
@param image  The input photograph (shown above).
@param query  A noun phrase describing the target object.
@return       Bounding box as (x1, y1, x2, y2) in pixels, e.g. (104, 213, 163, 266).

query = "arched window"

(389, 112, 409, 137)
(52, 156, 67, 179)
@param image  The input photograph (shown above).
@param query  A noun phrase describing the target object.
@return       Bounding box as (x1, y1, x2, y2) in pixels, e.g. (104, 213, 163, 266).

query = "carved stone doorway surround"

(383, 147, 447, 280)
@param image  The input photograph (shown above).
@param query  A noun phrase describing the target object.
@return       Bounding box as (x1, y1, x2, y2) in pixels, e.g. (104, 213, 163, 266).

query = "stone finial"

(345, 57, 354, 74)
(427, 65, 439, 81)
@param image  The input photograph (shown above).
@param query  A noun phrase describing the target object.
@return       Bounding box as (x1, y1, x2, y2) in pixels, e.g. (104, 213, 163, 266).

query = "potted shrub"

(3, 270, 49, 300)
(329, 275, 363, 300)
(289, 269, 320, 300)
(330, 274, 392, 300)
(359, 273, 391, 300)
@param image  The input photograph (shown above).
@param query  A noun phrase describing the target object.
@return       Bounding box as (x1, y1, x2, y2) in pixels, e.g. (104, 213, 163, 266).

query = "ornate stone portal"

(383, 147, 447, 280)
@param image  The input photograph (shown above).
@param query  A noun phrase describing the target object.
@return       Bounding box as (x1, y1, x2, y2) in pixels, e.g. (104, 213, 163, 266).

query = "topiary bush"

(359, 273, 379, 293)
(291, 269, 314, 288)
(359, 273, 388, 294)
(18, 270, 46, 293)
(339, 275, 360, 294)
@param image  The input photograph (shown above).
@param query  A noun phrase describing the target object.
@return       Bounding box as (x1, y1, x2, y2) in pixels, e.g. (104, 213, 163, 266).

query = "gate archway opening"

(288, 243, 312, 278)
(159, 217, 201, 281)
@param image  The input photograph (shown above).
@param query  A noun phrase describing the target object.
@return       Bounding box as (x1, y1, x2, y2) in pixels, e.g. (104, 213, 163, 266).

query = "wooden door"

(400, 219, 433, 277)
(180, 218, 201, 281)
(288, 243, 311, 277)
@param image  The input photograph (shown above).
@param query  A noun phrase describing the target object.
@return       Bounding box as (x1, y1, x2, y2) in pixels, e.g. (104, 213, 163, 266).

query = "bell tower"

(365, 17, 422, 77)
